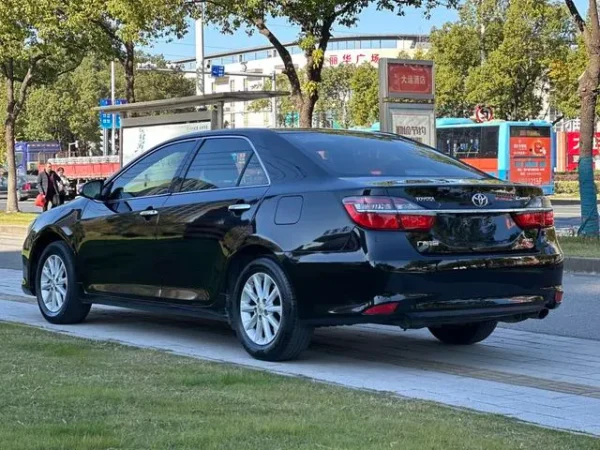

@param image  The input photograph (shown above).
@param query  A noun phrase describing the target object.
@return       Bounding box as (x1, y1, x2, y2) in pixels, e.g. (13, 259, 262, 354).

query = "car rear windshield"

(280, 132, 488, 179)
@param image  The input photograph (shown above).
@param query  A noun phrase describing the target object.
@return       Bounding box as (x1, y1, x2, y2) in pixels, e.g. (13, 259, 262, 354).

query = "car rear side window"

(180, 138, 268, 192)
(280, 132, 488, 179)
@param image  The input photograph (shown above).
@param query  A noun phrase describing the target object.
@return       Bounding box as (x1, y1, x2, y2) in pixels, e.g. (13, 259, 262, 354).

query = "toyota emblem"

(471, 193, 489, 207)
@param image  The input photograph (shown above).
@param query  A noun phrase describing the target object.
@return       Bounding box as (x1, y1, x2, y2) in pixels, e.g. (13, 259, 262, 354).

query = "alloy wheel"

(240, 272, 283, 345)
(40, 255, 68, 313)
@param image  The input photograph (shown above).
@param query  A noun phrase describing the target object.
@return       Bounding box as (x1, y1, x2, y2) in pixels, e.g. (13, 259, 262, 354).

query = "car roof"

(167, 127, 394, 140)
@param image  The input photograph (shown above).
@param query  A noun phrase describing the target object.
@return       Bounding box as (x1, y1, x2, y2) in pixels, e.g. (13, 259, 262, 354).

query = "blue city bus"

(436, 119, 556, 195)
(15, 141, 61, 175)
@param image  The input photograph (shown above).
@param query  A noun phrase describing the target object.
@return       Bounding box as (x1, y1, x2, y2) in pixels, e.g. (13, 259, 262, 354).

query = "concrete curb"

(550, 198, 582, 206)
(0, 225, 27, 241)
(564, 257, 600, 274)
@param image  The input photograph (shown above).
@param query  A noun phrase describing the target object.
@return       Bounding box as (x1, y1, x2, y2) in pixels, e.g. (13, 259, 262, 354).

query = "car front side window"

(108, 141, 196, 201)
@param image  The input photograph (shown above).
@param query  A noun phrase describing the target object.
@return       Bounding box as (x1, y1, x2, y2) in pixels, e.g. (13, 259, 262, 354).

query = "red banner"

(566, 132, 600, 171)
(509, 137, 552, 186)
(387, 63, 433, 96)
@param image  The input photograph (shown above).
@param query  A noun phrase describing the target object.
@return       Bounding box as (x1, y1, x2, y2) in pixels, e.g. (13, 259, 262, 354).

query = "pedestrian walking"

(37, 163, 60, 212)
(56, 167, 70, 205)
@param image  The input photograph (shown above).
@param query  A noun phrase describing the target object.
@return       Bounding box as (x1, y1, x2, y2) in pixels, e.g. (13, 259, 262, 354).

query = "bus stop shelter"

(95, 91, 289, 165)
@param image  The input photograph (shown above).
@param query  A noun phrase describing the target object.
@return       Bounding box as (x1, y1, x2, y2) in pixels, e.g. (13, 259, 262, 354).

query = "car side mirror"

(81, 180, 104, 200)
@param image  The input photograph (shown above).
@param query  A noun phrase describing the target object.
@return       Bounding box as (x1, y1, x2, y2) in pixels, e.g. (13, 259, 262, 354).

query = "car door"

(155, 136, 270, 307)
(77, 139, 198, 299)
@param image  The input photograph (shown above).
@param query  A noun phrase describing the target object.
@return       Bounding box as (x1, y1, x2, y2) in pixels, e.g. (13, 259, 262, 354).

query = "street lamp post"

(195, 14, 205, 96)
(110, 61, 116, 155)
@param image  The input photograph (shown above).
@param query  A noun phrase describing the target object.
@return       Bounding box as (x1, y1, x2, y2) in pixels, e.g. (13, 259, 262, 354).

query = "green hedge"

(554, 180, 600, 195)
(555, 172, 600, 182)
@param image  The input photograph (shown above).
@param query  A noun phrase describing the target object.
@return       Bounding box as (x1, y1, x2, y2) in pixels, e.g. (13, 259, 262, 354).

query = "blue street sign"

(99, 98, 127, 129)
(211, 65, 225, 78)
(99, 98, 112, 129)
(115, 98, 127, 128)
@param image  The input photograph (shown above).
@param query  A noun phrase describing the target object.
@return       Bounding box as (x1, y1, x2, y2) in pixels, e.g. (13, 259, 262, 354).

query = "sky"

(145, 0, 589, 61)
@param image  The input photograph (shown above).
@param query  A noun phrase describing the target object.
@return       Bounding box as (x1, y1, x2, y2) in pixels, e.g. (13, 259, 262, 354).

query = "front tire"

(231, 257, 312, 361)
(35, 241, 91, 324)
(428, 321, 497, 345)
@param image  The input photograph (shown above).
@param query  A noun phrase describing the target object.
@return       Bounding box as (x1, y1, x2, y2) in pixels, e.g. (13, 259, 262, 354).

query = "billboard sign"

(379, 59, 434, 100)
(566, 131, 600, 171)
(379, 58, 436, 146)
(509, 135, 552, 186)
(390, 106, 436, 147)
(122, 120, 211, 166)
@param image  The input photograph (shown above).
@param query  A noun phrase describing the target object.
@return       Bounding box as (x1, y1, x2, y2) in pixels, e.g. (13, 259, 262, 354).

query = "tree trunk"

(4, 77, 19, 213)
(124, 41, 136, 104)
(300, 95, 318, 128)
(577, 57, 600, 236)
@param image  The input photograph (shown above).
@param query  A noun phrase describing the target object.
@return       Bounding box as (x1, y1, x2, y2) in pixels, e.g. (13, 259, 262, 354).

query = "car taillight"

(512, 210, 554, 229)
(23, 183, 31, 190)
(343, 196, 435, 231)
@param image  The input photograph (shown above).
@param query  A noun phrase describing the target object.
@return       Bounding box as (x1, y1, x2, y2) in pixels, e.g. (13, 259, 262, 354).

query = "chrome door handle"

(139, 209, 158, 217)
(228, 204, 251, 212)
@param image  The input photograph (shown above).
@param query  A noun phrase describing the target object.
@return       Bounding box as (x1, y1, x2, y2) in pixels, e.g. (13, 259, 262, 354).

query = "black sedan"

(22, 129, 564, 361)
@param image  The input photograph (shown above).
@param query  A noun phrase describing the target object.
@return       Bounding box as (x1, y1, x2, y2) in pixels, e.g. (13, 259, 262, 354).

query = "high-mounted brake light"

(512, 210, 554, 229)
(343, 196, 435, 231)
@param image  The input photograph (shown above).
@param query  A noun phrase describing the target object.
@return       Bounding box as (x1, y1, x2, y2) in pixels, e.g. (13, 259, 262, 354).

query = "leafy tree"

(205, 0, 459, 128)
(88, 0, 193, 103)
(17, 54, 195, 150)
(314, 64, 355, 128)
(247, 73, 297, 126)
(0, 0, 96, 212)
(466, 0, 571, 120)
(548, 36, 587, 119)
(563, 0, 600, 236)
(349, 63, 379, 126)
(431, 0, 571, 120)
(430, 23, 480, 117)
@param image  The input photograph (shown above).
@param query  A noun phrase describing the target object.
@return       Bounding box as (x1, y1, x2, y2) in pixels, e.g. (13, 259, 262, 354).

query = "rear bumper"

(287, 253, 563, 328)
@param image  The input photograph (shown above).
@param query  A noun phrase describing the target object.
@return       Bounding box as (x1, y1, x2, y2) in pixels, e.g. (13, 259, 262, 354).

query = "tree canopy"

(0, 0, 100, 211)
(14, 54, 195, 151)
(431, 0, 572, 120)
(204, 0, 459, 127)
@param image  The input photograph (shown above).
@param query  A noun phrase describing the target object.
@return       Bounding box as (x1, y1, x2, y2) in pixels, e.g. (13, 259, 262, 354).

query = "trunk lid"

(342, 177, 549, 254)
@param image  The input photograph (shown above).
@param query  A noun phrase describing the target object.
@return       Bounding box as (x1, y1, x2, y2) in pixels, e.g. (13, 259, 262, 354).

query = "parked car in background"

(18, 175, 38, 201)
(0, 174, 37, 201)
(22, 129, 564, 361)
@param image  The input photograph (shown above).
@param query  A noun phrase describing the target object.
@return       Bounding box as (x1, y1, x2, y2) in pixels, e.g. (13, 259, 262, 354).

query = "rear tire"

(35, 241, 91, 324)
(428, 321, 497, 345)
(230, 257, 312, 361)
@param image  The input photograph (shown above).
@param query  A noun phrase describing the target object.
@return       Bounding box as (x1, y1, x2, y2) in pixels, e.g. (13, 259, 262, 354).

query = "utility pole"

(478, 0, 485, 63)
(195, 11, 205, 96)
(111, 61, 116, 155)
(271, 70, 277, 128)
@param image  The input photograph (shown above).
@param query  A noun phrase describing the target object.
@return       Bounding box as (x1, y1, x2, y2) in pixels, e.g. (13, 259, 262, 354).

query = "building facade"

(175, 34, 430, 128)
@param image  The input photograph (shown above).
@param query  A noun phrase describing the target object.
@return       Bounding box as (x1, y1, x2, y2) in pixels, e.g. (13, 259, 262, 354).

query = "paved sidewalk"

(0, 268, 599, 437)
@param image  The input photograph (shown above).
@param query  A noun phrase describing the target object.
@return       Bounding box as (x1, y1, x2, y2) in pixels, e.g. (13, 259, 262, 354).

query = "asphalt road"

(0, 197, 40, 213)
(0, 236, 598, 341)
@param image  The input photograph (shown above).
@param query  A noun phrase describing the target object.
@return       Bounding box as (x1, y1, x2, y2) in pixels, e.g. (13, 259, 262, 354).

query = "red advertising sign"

(566, 131, 600, 171)
(509, 136, 552, 186)
(387, 63, 433, 97)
